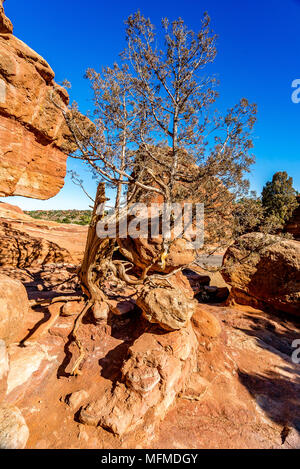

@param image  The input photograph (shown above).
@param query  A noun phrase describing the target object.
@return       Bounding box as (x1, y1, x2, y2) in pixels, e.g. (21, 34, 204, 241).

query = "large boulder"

(0, 274, 29, 343)
(222, 233, 300, 316)
(136, 286, 197, 331)
(0, 4, 92, 199)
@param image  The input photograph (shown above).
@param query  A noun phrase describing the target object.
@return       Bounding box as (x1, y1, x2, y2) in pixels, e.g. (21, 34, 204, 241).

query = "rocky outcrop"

(285, 195, 300, 240)
(0, 4, 12, 34)
(0, 5, 92, 199)
(0, 203, 88, 266)
(153, 303, 300, 450)
(0, 222, 73, 268)
(1, 286, 299, 448)
(0, 274, 30, 344)
(79, 323, 198, 436)
(0, 202, 23, 215)
(222, 233, 300, 316)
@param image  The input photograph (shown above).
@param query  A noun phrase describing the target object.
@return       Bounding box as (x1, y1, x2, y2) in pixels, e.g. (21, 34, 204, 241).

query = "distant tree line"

(234, 171, 299, 235)
(25, 209, 92, 226)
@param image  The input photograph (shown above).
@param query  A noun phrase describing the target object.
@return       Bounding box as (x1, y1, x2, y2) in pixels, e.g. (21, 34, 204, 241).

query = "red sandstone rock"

(0, 4, 93, 199)
(0, 274, 30, 344)
(167, 270, 196, 299)
(66, 390, 89, 411)
(61, 299, 85, 317)
(6, 340, 61, 403)
(0, 300, 299, 448)
(222, 233, 300, 316)
(0, 405, 29, 449)
(79, 323, 198, 436)
(108, 299, 135, 316)
(191, 306, 222, 339)
(92, 302, 110, 324)
(0, 4, 12, 34)
(0, 202, 23, 214)
(181, 269, 210, 295)
(136, 286, 197, 331)
(0, 203, 88, 265)
(0, 339, 9, 400)
(0, 222, 73, 269)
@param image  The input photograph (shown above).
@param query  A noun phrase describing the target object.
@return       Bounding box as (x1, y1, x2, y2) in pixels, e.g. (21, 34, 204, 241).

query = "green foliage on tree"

(233, 193, 265, 235)
(262, 171, 298, 225)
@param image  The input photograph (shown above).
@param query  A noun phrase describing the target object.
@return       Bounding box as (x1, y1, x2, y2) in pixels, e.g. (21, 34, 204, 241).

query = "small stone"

(0, 406, 29, 449)
(183, 373, 210, 399)
(191, 307, 222, 339)
(77, 425, 89, 442)
(61, 301, 83, 317)
(92, 302, 109, 324)
(66, 390, 89, 411)
(125, 365, 161, 393)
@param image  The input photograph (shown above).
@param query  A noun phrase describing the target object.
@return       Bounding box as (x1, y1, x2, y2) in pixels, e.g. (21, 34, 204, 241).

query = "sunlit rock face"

(0, 4, 75, 199)
(0, 274, 29, 344)
(222, 233, 300, 316)
(0, 202, 88, 266)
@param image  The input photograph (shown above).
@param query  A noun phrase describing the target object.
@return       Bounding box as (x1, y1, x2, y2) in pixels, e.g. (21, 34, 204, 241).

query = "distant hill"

(25, 210, 92, 226)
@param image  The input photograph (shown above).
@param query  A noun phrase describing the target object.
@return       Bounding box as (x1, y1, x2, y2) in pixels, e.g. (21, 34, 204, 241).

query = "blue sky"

(2, 0, 300, 209)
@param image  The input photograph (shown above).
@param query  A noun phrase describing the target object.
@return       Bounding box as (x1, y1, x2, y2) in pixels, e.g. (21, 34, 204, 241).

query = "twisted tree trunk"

(79, 183, 116, 311)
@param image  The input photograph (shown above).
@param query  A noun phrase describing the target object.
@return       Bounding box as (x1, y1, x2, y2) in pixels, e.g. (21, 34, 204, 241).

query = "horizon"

(1, 0, 300, 210)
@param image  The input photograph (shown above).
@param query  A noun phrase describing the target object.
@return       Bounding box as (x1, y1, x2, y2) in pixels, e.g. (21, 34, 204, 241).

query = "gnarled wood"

(78, 183, 116, 306)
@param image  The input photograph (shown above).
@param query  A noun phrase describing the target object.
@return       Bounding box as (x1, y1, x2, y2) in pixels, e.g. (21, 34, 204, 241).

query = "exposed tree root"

(70, 300, 93, 376)
(29, 295, 84, 307)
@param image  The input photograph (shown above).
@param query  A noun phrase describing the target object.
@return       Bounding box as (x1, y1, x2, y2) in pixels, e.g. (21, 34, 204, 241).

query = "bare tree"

(68, 170, 95, 206)
(61, 11, 257, 321)
(65, 64, 164, 213)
